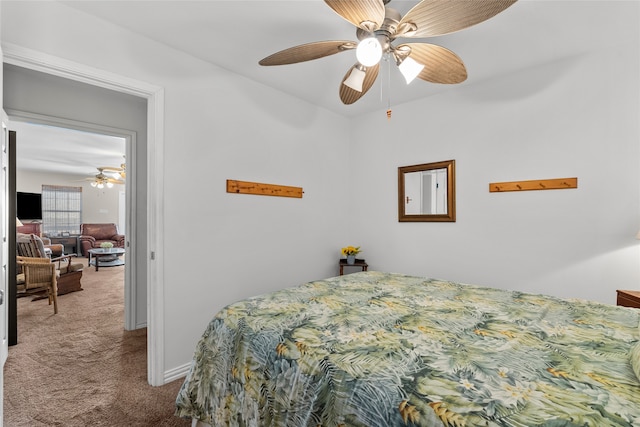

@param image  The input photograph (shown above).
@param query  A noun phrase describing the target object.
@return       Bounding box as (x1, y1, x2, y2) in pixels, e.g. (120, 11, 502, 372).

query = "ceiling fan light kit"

(87, 164, 125, 189)
(343, 65, 367, 92)
(398, 57, 424, 84)
(259, 0, 517, 107)
(90, 180, 113, 189)
(356, 37, 383, 67)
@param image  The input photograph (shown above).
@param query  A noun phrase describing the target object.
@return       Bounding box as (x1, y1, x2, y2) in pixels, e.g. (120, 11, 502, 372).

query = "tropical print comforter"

(176, 271, 640, 426)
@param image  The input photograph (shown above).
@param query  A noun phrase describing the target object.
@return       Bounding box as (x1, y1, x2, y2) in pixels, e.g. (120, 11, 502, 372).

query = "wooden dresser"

(616, 290, 640, 309)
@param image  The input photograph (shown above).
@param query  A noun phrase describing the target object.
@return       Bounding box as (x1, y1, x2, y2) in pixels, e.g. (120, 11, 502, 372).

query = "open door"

(1, 39, 7, 419)
(0, 116, 11, 422)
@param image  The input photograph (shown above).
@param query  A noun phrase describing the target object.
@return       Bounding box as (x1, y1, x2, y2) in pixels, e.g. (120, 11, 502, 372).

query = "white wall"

(348, 2, 640, 305)
(1, 1, 351, 375)
(15, 169, 121, 227)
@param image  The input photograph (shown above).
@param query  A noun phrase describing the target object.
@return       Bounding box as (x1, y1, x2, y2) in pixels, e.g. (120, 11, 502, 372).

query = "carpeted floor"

(4, 257, 191, 426)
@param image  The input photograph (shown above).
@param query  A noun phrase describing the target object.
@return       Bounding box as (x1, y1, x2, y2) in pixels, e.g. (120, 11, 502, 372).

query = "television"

(16, 192, 42, 220)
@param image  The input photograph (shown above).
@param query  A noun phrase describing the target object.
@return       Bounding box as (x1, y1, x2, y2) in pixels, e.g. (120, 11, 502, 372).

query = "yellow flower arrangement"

(341, 246, 361, 257)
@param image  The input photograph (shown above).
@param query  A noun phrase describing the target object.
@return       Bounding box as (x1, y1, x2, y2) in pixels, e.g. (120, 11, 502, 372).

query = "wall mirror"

(398, 160, 456, 222)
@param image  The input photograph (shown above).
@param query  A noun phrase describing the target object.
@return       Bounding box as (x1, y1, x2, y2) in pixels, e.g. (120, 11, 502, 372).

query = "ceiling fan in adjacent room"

(259, 0, 517, 105)
(99, 162, 126, 180)
(86, 167, 125, 189)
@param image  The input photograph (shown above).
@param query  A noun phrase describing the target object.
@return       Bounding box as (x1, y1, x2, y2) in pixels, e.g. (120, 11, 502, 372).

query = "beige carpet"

(4, 258, 191, 427)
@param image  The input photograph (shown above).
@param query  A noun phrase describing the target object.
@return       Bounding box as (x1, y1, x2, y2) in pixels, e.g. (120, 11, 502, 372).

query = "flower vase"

(347, 255, 356, 265)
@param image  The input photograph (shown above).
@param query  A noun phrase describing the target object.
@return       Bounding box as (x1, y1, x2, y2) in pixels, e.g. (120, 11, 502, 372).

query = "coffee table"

(87, 247, 125, 271)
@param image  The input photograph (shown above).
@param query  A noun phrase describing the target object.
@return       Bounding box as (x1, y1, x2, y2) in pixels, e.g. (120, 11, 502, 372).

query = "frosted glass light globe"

(356, 37, 382, 67)
(398, 57, 425, 84)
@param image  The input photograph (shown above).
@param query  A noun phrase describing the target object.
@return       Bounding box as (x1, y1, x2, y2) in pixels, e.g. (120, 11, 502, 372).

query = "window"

(41, 185, 82, 235)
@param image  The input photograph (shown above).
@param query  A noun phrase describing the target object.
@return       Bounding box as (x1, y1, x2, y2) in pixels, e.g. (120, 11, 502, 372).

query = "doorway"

(2, 48, 166, 386)
(10, 117, 134, 333)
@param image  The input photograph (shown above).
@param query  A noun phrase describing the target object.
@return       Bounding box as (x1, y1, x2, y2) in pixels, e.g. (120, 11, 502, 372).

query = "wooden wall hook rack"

(226, 179, 303, 198)
(489, 177, 577, 193)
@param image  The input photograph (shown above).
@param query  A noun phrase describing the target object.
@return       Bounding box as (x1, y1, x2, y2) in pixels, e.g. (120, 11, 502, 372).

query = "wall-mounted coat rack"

(489, 177, 578, 193)
(226, 179, 303, 198)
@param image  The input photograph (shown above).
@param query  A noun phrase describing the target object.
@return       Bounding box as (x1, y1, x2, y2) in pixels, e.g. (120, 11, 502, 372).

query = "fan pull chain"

(386, 54, 392, 120)
(379, 55, 385, 102)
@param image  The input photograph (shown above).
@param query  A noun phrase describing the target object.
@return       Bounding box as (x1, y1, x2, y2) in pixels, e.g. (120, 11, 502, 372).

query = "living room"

(14, 120, 126, 255)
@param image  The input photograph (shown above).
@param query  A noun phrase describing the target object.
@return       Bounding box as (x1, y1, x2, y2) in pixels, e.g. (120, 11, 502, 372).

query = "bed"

(175, 271, 640, 426)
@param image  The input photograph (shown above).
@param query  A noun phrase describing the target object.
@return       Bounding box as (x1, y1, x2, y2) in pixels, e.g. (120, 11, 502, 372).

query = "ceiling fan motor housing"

(380, 7, 401, 36)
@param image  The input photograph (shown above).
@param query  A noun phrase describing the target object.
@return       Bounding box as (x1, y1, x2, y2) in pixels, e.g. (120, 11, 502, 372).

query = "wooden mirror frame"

(398, 160, 456, 222)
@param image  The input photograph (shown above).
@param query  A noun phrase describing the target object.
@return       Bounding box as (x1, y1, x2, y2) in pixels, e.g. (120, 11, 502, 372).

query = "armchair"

(16, 234, 83, 295)
(41, 236, 64, 257)
(16, 256, 59, 314)
(17, 232, 63, 257)
(79, 223, 125, 256)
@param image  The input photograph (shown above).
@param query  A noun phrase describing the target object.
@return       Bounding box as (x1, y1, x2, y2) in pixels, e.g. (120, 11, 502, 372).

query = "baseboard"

(164, 362, 191, 384)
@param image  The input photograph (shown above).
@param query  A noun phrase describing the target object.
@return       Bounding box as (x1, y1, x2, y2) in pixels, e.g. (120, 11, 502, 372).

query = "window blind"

(41, 185, 82, 235)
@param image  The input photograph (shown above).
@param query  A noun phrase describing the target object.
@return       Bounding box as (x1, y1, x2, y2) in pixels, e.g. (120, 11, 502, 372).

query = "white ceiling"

(9, 1, 634, 175)
(59, 0, 631, 117)
(11, 120, 126, 178)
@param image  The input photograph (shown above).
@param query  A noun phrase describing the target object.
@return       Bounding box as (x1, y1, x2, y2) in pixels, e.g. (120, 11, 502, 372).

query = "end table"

(339, 259, 368, 276)
(616, 290, 640, 309)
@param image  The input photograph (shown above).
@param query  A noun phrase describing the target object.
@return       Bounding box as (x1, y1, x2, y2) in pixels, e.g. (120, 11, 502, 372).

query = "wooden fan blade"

(259, 41, 356, 66)
(339, 63, 380, 105)
(398, 43, 467, 84)
(324, 0, 386, 32)
(398, 0, 517, 38)
(100, 166, 124, 172)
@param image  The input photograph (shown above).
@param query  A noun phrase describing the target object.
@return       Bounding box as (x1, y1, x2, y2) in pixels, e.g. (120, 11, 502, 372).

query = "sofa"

(79, 223, 125, 256)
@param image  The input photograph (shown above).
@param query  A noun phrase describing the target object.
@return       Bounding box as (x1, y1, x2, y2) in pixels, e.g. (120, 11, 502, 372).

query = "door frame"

(7, 110, 138, 330)
(0, 116, 12, 423)
(2, 43, 166, 386)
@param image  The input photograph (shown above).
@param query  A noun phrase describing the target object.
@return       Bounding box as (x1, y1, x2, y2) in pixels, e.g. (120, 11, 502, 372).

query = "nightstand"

(339, 259, 368, 276)
(616, 290, 640, 309)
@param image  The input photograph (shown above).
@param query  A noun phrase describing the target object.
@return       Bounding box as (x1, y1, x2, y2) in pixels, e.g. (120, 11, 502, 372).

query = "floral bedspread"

(175, 271, 640, 426)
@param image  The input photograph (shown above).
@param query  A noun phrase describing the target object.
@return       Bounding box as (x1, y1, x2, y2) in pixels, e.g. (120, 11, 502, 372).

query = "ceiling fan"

(259, 0, 517, 105)
(85, 167, 125, 189)
(100, 162, 126, 180)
